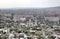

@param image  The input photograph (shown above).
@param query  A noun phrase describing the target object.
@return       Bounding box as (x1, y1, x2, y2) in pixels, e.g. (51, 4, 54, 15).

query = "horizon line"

(0, 6, 60, 9)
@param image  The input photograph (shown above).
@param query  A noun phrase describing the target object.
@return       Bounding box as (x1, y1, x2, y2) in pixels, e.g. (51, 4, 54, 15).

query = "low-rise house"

(0, 29, 3, 32)
(9, 33, 15, 39)
(32, 35, 38, 39)
(53, 33, 60, 39)
(19, 23, 26, 26)
(20, 17, 26, 21)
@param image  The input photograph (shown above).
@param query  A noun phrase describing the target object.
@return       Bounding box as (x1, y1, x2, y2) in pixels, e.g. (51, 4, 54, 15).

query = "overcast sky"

(0, 0, 60, 8)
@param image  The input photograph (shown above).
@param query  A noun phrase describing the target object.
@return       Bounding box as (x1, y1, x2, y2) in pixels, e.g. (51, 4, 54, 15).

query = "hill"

(0, 6, 60, 16)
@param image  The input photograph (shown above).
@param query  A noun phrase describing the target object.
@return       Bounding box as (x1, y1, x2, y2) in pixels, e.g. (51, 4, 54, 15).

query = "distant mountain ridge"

(0, 6, 60, 16)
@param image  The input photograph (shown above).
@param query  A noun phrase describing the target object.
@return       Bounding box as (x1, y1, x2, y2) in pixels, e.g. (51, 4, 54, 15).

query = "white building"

(9, 33, 14, 39)
(45, 17, 59, 21)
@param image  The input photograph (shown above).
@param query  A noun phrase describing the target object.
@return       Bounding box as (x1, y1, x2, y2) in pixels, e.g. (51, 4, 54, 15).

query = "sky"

(0, 0, 60, 8)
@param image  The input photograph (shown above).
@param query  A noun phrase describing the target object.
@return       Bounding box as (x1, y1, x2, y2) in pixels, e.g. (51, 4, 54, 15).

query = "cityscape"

(0, 7, 60, 39)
